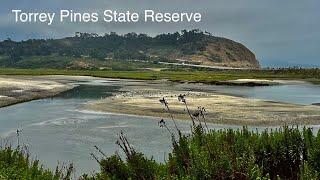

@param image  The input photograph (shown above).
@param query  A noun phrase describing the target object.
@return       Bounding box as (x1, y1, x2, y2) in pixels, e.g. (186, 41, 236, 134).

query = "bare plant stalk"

(159, 119, 175, 138)
(184, 101, 195, 126)
(16, 129, 22, 148)
(166, 105, 180, 131)
(117, 131, 135, 160)
(164, 124, 172, 135)
(91, 153, 101, 165)
(178, 94, 195, 126)
(160, 97, 180, 132)
(193, 110, 202, 126)
(94, 145, 107, 157)
(199, 107, 209, 132)
(202, 114, 209, 132)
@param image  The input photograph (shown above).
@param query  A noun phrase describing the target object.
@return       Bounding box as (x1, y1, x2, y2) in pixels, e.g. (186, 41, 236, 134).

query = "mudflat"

(1, 75, 319, 126)
(0, 76, 74, 107)
(87, 80, 320, 126)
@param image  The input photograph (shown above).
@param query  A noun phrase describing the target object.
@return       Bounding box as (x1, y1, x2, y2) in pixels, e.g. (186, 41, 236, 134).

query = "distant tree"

(90, 48, 107, 59)
(0, 29, 214, 64)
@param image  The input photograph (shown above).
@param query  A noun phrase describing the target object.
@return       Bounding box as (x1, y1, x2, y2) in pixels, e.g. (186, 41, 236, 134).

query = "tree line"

(0, 29, 213, 63)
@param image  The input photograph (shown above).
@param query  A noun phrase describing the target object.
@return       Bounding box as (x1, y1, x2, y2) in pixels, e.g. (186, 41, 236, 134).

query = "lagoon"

(0, 78, 320, 176)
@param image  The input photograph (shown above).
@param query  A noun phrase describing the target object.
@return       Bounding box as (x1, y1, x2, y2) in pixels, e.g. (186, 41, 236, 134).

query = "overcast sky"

(0, 0, 319, 67)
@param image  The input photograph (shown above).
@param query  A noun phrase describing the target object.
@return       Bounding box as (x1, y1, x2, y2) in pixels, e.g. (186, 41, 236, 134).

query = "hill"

(0, 30, 259, 70)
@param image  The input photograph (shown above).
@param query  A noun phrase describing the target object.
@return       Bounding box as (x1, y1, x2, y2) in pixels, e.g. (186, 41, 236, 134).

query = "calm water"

(206, 83, 320, 105)
(0, 79, 320, 176)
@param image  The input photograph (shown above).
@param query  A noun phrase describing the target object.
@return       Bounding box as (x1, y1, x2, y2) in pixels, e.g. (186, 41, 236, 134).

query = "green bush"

(0, 146, 73, 180)
(89, 125, 320, 179)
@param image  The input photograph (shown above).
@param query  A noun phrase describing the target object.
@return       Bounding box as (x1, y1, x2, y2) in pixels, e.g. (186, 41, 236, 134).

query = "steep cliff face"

(177, 37, 259, 68)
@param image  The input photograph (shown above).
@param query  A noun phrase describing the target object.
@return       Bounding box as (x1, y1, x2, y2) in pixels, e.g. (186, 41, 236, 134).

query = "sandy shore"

(0, 76, 74, 107)
(87, 81, 320, 126)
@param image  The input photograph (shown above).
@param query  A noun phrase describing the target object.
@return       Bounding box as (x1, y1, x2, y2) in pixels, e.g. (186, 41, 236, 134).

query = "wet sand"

(87, 81, 320, 126)
(0, 76, 74, 107)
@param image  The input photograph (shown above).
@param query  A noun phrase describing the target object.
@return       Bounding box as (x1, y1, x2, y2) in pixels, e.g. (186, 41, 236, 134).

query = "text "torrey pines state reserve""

(12, 9, 202, 25)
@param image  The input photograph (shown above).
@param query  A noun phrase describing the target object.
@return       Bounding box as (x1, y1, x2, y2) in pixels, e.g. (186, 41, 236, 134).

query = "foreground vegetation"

(0, 146, 73, 179)
(0, 68, 319, 84)
(88, 126, 320, 179)
(85, 95, 320, 179)
(3, 124, 320, 179)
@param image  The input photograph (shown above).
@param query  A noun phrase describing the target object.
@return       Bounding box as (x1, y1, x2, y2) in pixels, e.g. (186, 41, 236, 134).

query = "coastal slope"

(0, 30, 259, 69)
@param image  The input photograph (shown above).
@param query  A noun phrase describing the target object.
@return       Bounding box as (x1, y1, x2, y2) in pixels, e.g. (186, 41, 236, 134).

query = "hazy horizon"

(1, 0, 319, 67)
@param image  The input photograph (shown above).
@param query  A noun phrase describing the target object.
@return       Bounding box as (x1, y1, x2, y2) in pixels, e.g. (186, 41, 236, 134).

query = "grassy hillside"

(0, 30, 259, 69)
(0, 55, 170, 70)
